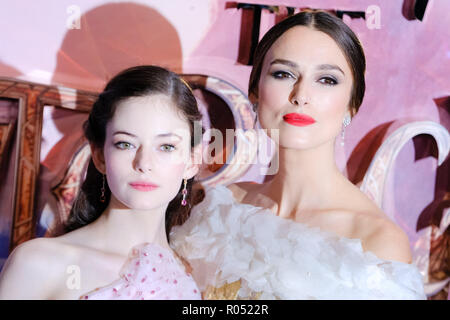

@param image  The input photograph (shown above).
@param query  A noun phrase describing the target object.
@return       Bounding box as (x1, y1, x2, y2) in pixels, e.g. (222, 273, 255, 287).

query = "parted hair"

(64, 65, 203, 241)
(249, 10, 366, 116)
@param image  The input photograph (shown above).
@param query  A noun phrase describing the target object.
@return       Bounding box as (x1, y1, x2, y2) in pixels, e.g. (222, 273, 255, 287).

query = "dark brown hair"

(64, 65, 203, 241)
(249, 10, 366, 116)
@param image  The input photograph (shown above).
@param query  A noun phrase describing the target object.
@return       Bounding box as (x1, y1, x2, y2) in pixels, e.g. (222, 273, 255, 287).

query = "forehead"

(108, 94, 190, 135)
(264, 26, 351, 73)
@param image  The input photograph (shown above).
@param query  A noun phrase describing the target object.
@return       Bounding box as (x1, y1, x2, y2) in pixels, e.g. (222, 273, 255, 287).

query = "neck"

(91, 197, 171, 257)
(265, 140, 344, 218)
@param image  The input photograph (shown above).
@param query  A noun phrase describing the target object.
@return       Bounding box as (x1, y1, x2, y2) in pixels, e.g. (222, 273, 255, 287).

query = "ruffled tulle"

(80, 243, 201, 300)
(170, 185, 426, 300)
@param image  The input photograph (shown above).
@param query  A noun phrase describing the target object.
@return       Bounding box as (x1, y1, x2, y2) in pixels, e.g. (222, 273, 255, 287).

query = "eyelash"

(160, 144, 176, 152)
(115, 141, 134, 150)
(271, 71, 294, 80)
(318, 77, 338, 86)
(115, 142, 176, 152)
(270, 71, 338, 86)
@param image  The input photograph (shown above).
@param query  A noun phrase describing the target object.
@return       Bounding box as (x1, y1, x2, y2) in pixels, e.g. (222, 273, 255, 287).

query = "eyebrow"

(113, 131, 182, 140)
(270, 59, 298, 68)
(156, 133, 182, 140)
(113, 131, 137, 137)
(270, 59, 345, 76)
(317, 64, 345, 76)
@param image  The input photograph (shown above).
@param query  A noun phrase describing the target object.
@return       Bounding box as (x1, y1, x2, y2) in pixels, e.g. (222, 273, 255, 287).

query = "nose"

(289, 80, 309, 107)
(133, 146, 153, 173)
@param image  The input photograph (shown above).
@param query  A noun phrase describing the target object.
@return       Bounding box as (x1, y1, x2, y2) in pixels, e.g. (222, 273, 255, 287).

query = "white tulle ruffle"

(170, 185, 426, 300)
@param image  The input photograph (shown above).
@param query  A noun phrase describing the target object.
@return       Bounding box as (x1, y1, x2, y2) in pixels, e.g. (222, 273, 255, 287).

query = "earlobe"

(183, 144, 202, 180)
(90, 144, 106, 174)
(343, 109, 352, 123)
(347, 107, 355, 118)
(184, 163, 199, 181)
(345, 107, 351, 118)
(249, 93, 258, 107)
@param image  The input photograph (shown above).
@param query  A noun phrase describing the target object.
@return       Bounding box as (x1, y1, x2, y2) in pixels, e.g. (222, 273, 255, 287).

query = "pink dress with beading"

(80, 243, 201, 300)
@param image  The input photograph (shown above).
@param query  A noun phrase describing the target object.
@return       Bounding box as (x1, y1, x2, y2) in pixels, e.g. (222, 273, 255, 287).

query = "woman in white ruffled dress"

(171, 10, 426, 300)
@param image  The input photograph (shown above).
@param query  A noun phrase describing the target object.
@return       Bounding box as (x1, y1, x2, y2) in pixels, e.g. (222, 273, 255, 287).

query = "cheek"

(318, 94, 347, 115)
(313, 91, 350, 140)
(158, 162, 186, 199)
(104, 148, 131, 174)
(258, 78, 288, 111)
(103, 150, 129, 194)
(316, 87, 350, 117)
(257, 79, 289, 129)
(154, 156, 185, 183)
(158, 162, 185, 178)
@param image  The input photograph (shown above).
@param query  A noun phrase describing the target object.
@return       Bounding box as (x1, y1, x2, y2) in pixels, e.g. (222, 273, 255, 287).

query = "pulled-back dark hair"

(64, 65, 203, 241)
(249, 10, 366, 116)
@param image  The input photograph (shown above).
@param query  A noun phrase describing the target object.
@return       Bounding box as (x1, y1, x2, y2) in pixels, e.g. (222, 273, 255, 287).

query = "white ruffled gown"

(170, 185, 426, 300)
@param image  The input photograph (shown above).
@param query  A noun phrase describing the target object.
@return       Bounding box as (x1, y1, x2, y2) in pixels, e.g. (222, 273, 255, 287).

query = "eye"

(318, 76, 338, 86)
(160, 144, 176, 152)
(271, 70, 295, 80)
(115, 141, 134, 150)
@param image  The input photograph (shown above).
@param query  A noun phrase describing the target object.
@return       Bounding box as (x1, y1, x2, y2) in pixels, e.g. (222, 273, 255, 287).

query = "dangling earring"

(252, 102, 258, 113)
(100, 174, 106, 203)
(341, 115, 351, 146)
(181, 178, 188, 206)
(252, 102, 258, 128)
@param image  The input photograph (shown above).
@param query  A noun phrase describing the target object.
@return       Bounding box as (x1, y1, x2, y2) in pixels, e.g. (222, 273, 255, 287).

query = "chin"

(115, 196, 164, 211)
(278, 131, 313, 149)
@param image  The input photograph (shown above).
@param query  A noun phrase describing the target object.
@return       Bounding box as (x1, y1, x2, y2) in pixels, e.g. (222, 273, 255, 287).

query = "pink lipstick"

(129, 182, 159, 191)
(283, 113, 316, 127)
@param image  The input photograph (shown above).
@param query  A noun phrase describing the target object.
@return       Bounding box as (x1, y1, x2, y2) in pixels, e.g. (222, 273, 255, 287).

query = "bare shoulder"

(356, 212, 413, 264)
(343, 185, 413, 264)
(0, 237, 70, 299)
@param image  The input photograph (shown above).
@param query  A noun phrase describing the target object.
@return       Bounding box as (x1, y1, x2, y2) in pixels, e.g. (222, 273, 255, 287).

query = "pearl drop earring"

(341, 115, 351, 146)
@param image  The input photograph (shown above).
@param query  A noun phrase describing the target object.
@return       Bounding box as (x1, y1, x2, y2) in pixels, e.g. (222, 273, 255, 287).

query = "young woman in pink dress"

(0, 65, 202, 300)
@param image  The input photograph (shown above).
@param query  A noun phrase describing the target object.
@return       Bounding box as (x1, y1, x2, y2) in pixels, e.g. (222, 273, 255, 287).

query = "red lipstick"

(283, 113, 316, 127)
(129, 182, 159, 191)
